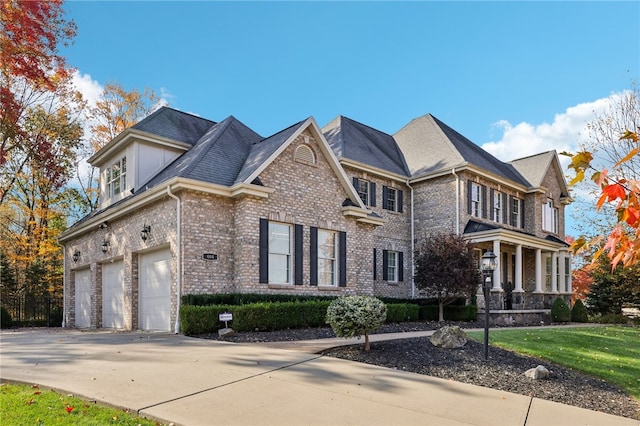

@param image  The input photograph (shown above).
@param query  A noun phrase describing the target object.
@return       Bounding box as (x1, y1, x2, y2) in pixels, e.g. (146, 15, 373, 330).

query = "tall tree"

(0, 0, 78, 205)
(567, 84, 640, 268)
(414, 233, 481, 321)
(88, 82, 163, 152)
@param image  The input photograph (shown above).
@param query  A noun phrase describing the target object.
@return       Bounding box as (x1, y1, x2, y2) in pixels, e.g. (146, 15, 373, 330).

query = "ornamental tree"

(326, 296, 386, 351)
(414, 232, 480, 322)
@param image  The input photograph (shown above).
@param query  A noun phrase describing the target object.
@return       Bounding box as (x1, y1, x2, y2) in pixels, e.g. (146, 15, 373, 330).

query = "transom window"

(106, 157, 126, 198)
(268, 222, 292, 284)
(317, 229, 338, 286)
(470, 183, 482, 217)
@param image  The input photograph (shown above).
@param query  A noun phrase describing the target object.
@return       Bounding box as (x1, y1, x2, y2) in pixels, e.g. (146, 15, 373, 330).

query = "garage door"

(139, 249, 172, 331)
(102, 260, 125, 329)
(75, 269, 91, 328)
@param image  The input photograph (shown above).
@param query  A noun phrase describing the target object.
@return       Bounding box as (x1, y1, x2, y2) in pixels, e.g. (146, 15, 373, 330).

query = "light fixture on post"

(72, 250, 81, 263)
(140, 224, 151, 241)
(101, 240, 110, 253)
(481, 250, 497, 361)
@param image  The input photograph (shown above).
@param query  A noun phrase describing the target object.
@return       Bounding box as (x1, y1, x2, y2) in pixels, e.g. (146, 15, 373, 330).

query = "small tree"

(414, 233, 481, 322)
(571, 299, 589, 323)
(551, 297, 571, 323)
(326, 296, 386, 351)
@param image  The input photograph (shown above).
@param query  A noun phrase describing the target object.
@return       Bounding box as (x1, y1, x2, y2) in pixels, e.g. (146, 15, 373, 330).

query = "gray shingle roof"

(394, 114, 530, 185)
(509, 151, 556, 188)
(322, 116, 410, 176)
(143, 115, 263, 188)
(132, 106, 216, 145)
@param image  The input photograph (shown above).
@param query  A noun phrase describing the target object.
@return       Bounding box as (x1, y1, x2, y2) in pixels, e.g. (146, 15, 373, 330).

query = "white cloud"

(71, 70, 103, 109)
(481, 94, 622, 168)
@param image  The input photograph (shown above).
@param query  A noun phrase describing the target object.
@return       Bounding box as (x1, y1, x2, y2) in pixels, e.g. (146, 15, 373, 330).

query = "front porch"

(466, 222, 572, 324)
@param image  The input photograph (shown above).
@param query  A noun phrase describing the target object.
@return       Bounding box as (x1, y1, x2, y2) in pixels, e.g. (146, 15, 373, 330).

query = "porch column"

(534, 248, 543, 293)
(551, 251, 558, 293)
(514, 244, 523, 292)
(558, 251, 566, 294)
(492, 239, 501, 290)
(566, 253, 573, 293)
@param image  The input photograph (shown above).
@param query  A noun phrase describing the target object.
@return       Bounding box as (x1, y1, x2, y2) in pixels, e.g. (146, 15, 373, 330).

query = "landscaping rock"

(524, 365, 550, 379)
(218, 328, 235, 337)
(429, 326, 468, 349)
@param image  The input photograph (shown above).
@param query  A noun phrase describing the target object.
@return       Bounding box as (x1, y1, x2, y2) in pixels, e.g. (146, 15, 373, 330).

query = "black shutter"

(502, 193, 508, 224)
(489, 189, 494, 220)
(352, 176, 359, 190)
(370, 182, 376, 207)
(382, 249, 388, 281)
(467, 180, 473, 214)
(259, 218, 269, 284)
(481, 185, 487, 219)
(382, 186, 389, 210)
(339, 231, 347, 287)
(520, 199, 525, 229)
(508, 195, 514, 226)
(310, 227, 318, 286)
(373, 248, 377, 280)
(397, 189, 403, 213)
(398, 251, 404, 282)
(294, 224, 303, 285)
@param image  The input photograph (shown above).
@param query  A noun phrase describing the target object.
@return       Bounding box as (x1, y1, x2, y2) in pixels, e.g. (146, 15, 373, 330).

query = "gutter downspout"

(406, 179, 415, 298)
(167, 186, 182, 334)
(56, 241, 67, 328)
(452, 168, 460, 235)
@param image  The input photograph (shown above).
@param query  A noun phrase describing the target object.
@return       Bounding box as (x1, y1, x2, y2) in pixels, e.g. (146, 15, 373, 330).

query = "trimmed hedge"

(0, 306, 12, 329)
(419, 304, 477, 321)
(571, 299, 589, 323)
(385, 304, 420, 323)
(180, 301, 331, 336)
(182, 293, 336, 306)
(551, 297, 571, 323)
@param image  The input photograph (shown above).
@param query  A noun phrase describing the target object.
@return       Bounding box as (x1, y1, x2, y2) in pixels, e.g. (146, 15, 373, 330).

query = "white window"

(545, 255, 552, 292)
(542, 199, 558, 233)
(106, 157, 127, 198)
(511, 198, 522, 228)
(386, 251, 398, 283)
(493, 191, 502, 223)
(317, 230, 338, 286)
(386, 187, 397, 211)
(471, 183, 482, 217)
(564, 257, 570, 293)
(357, 179, 370, 206)
(268, 222, 292, 284)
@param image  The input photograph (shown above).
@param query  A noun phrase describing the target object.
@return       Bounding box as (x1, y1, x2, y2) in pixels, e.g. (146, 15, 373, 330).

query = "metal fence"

(1, 294, 63, 327)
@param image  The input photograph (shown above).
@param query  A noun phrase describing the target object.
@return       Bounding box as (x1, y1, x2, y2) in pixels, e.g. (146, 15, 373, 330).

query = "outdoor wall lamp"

(101, 240, 110, 253)
(72, 250, 81, 263)
(140, 224, 151, 241)
(481, 250, 497, 360)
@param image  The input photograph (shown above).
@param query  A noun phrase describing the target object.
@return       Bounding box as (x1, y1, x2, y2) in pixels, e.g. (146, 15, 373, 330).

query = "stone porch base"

(477, 309, 552, 326)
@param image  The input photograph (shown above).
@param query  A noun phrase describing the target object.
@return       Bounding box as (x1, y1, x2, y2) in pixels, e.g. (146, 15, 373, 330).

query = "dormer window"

(107, 157, 127, 198)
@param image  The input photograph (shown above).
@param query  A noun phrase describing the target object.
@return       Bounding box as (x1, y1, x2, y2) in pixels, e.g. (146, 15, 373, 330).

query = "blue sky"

(62, 1, 639, 235)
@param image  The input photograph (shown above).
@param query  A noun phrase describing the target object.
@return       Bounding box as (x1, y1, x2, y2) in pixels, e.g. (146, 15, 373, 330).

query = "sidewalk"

(1, 328, 637, 426)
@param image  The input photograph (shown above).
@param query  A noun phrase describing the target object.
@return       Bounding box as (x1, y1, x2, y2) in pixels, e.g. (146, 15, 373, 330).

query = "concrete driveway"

(1, 328, 637, 426)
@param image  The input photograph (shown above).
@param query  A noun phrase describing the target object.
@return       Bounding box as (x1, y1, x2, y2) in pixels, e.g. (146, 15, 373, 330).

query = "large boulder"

(524, 365, 550, 379)
(429, 326, 468, 349)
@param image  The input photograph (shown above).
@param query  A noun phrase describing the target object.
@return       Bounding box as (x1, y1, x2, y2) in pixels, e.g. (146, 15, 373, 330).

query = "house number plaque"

(203, 253, 218, 260)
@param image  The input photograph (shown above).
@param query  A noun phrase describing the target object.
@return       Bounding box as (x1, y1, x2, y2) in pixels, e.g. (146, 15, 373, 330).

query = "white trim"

(89, 129, 191, 166)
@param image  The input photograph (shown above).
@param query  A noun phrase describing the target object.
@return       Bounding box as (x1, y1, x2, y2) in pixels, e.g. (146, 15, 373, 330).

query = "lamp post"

(481, 250, 497, 361)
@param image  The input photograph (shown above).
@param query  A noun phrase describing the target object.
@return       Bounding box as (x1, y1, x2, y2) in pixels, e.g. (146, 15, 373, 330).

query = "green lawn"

(0, 383, 162, 425)
(467, 326, 640, 401)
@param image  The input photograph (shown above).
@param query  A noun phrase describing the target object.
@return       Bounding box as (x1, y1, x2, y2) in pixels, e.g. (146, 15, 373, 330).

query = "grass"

(467, 326, 640, 401)
(0, 382, 163, 426)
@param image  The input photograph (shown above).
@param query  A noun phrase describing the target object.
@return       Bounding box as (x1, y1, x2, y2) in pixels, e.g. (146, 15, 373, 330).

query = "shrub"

(551, 297, 571, 323)
(326, 296, 386, 351)
(590, 313, 629, 324)
(419, 304, 477, 321)
(571, 299, 589, 323)
(0, 306, 12, 329)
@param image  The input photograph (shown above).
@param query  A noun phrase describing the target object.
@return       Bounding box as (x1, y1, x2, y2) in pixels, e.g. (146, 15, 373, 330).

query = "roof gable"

(322, 116, 409, 176)
(510, 150, 571, 198)
(394, 114, 529, 186)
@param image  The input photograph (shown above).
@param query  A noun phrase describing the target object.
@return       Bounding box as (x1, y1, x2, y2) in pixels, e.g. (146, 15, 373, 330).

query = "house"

(58, 107, 572, 331)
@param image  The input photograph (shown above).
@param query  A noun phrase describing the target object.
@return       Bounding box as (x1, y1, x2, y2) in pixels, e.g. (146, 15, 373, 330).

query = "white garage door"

(139, 249, 172, 331)
(102, 260, 125, 329)
(75, 269, 91, 328)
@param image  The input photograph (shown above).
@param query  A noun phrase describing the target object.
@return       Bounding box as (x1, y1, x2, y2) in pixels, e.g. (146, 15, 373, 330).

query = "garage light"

(101, 240, 110, 253)
(72, 250, 81, 262)
(141, 224, 151, 242)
